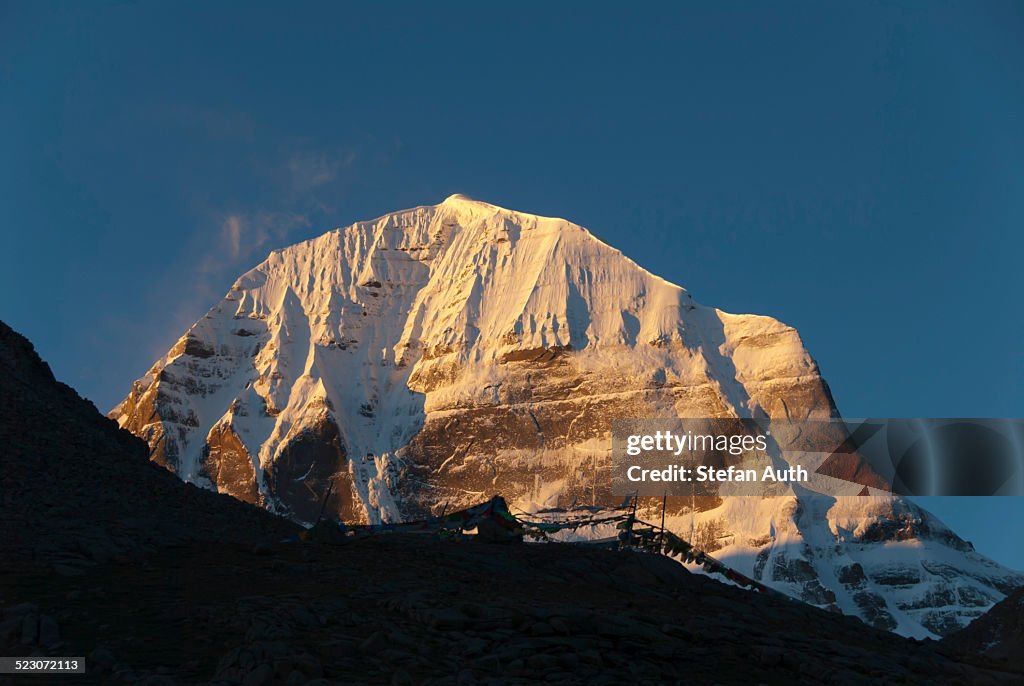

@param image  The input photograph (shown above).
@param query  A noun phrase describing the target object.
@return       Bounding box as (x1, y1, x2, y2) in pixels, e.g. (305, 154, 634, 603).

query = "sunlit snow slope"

(112, 195, 1021, 637)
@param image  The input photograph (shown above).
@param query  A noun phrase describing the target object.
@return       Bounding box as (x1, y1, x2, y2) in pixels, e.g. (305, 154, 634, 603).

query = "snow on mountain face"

(113, 194, 832, 520)
(111, 195, 1021, 637)
(659, 495, 1022, 639)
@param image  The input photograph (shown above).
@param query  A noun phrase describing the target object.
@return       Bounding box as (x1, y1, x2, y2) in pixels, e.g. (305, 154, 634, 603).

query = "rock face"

(110, 195, 1021, 637)
(944, 587, 1024, 670)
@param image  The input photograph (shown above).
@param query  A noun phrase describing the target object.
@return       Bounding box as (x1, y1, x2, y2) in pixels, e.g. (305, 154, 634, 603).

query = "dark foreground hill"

(1, 319, 1021, 685)
(943, 587, 1024, 671)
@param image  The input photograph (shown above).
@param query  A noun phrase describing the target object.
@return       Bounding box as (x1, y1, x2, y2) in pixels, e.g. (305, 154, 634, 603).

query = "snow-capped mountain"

(111, 194, 1021, 637)
(660, 495, 1021, 638)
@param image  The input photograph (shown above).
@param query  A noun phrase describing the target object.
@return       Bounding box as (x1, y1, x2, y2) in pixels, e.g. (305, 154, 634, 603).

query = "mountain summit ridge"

(111, 197, 1021, 638)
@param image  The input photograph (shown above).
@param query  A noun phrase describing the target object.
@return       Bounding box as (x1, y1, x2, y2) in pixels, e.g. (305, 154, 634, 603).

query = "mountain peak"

(109, 199, 1024, 639)
(441, 192, 477, 204)
(436, 193, 560, 225)
(437, 192, 503, 215)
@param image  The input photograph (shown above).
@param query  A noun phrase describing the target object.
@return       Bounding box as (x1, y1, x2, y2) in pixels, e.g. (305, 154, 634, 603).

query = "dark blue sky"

(2, 1, 1022, 568)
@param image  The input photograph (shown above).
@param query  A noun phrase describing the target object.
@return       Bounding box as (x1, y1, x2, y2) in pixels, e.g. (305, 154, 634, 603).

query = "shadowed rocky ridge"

(2, 320, 1023, 684)
(0, 320, 300, 565)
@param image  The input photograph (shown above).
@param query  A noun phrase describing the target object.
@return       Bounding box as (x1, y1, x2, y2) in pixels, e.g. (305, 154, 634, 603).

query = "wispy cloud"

(160, 138, 382, 336)
(158, 209, 313, 349)
(212, 210, 311, 266)
(223, 215, 245, 259)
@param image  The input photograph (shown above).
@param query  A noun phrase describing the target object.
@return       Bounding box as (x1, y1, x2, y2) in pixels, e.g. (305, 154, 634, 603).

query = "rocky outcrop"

(264, 416, 364, 524)
(200, 423, 259, 504)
